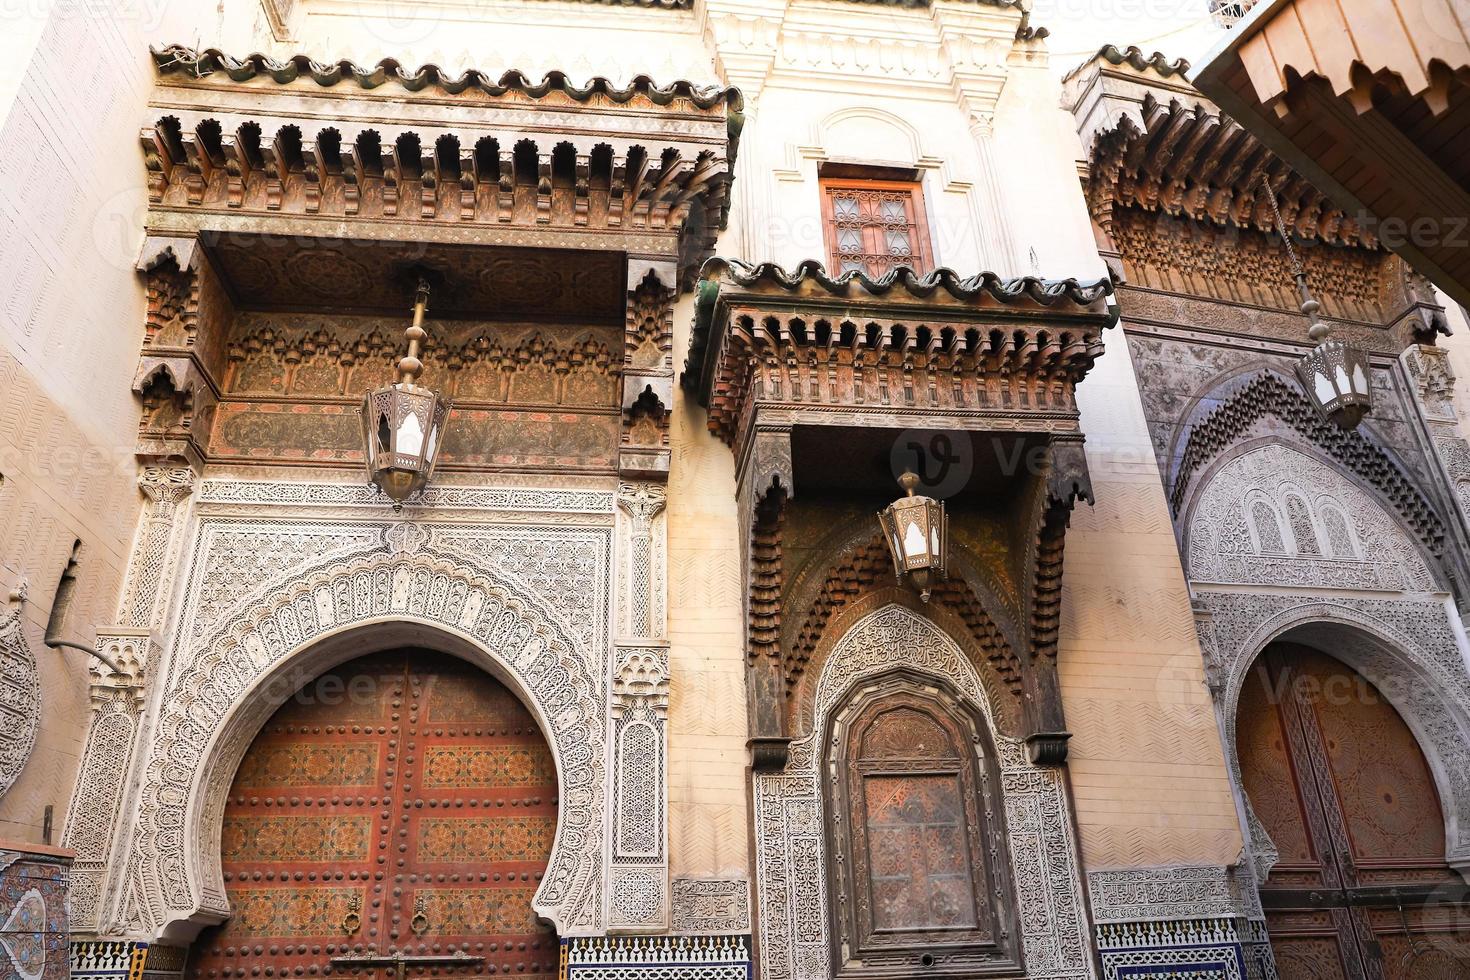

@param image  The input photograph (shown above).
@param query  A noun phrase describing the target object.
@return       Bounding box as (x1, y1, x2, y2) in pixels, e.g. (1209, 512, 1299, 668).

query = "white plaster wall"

(0, 0, 200, 843)
(209, 0, 714, 84)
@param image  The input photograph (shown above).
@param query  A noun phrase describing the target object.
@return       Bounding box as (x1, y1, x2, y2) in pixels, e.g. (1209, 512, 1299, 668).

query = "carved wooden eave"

(683, 258, 1115, 769)
(142, 46, 741, 288)
(131, 47, 743, 478)
(684, 258, 1116, 448)
(1064, 45, 1374, 248)
(1063, 44, 1449, 343)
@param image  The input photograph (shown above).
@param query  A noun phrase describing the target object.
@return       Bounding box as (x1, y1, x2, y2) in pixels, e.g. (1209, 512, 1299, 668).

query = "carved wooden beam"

(143, 49, 741, 289)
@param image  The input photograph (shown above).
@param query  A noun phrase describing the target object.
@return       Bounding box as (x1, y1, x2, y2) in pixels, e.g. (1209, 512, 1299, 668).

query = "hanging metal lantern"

(1295, 336, 1372, 430)
(362, 276, 452, 507)
(877, 471, 948, 602)
(1261, 176, 1373, 430)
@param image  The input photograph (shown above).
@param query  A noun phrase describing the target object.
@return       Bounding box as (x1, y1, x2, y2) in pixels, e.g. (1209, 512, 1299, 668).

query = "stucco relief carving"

(62, 631, 151, 934)
(1087, 865, 1249, 924)
(670, 878, 751, 935)
(1184, 433, 1470, 880)
(105, 508, 615, 941)
(1186, 442, 1436, 592)
(608, 480, 670, 931)
(753, 604, 1093, 980)
(0, 608, 40, 801)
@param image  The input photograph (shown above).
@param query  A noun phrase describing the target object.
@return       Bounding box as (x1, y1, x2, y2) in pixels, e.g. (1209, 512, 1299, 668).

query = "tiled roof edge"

(701, 258, 1114, 307)
(150, 45, 743, 112)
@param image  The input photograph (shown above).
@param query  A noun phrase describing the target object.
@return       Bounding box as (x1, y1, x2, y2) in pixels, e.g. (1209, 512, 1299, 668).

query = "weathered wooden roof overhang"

(1065, 43, 1449, 343)
(142, 45, 742, 288)
(1191, 0, 1470, 307)
(1067, 44, 1373, 247)
(683, 258, 1116, 446)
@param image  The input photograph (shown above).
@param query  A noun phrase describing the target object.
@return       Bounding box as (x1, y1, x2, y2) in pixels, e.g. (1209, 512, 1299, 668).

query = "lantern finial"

(361, 272, 453, 508)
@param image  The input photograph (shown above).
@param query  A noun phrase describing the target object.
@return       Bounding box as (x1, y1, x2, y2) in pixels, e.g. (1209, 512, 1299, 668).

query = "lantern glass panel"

(396, 406, 425, 458)
(902, 516, 928, 564)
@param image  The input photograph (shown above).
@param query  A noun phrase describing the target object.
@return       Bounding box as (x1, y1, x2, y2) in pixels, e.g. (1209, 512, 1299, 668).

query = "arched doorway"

(1237, 641, 1470, 978)
(823, 676, 1020, 979)
(187, 649, 560, 980)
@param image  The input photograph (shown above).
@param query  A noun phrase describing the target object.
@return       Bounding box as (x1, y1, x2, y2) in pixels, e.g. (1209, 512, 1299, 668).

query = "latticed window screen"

(821, 177, 933, 278)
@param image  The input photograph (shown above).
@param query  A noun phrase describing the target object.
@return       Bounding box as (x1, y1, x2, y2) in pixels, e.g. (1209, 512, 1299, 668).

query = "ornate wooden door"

(1237, 643, 1470, 979)
(187, 650, 560, 980)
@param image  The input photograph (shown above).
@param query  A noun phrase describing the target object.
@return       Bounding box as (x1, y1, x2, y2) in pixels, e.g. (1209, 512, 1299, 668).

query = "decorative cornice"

(1065, 42, 1378, 249)
(683, 259, 1116, 442)
(151, 46, 740, 112)
(144, 48, 743, 288)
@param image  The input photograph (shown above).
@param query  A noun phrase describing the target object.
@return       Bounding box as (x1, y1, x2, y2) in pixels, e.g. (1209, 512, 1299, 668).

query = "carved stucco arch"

(1182, 437, 1443, 591)
(1167, 368, 1446, 567)
(753, 603, 1092, 980)
(132, 549, 605, 943)
(1216, 603, 1470, 882)
(0, 608, 41, 800)
(791, 588, 1023, 739)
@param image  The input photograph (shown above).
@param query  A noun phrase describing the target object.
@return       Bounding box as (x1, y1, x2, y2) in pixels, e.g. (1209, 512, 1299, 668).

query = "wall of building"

(0, 4, 1269, 966)
(0, 0, 203, 845)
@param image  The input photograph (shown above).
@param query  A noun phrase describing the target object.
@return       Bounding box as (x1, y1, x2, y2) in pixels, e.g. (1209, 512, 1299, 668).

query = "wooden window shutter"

(820, 176, 934, 278)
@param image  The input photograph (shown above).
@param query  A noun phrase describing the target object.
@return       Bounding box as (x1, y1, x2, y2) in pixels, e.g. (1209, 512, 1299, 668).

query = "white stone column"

(609, 482, 671, 931)
(62, 465, 195, 938)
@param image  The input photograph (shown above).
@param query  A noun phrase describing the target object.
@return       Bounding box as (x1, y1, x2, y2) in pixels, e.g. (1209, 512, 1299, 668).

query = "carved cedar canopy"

(133, 48, 734, 477)
(1064, 44, 1448, 344)
(143, 47, 739, 287)
(682, 259, 1115, 768)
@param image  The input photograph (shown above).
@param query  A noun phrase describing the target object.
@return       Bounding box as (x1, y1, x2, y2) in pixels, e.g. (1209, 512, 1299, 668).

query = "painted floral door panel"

(188, 651, 559, 980)
(1238, 643, 1470, 980)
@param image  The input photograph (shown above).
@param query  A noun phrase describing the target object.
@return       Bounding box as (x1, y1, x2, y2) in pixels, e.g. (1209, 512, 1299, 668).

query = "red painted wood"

(187, 651, 559, 980)
(1239, 643, 1468, 979)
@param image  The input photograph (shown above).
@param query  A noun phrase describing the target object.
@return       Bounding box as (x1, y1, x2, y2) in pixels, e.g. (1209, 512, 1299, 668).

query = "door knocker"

(411, 894, 430, 936)
(341, 892, 362, 935)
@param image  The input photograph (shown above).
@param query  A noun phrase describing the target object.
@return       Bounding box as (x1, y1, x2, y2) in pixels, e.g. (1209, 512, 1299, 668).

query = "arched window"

(825, 681, 1019, 978)
(1317, 500, 1360, 559)
(1247, 497, 1287, 554)
(1283, 492, 1322, 556)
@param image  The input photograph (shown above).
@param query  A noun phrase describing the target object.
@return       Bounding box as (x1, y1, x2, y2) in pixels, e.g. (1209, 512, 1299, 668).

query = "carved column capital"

(617, 482, 668, 524)
(613, 645, 670, 720)
(1403, 344, 1457, 423)
(90, 629, 152, 712)
(138, 465, 196, 512)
